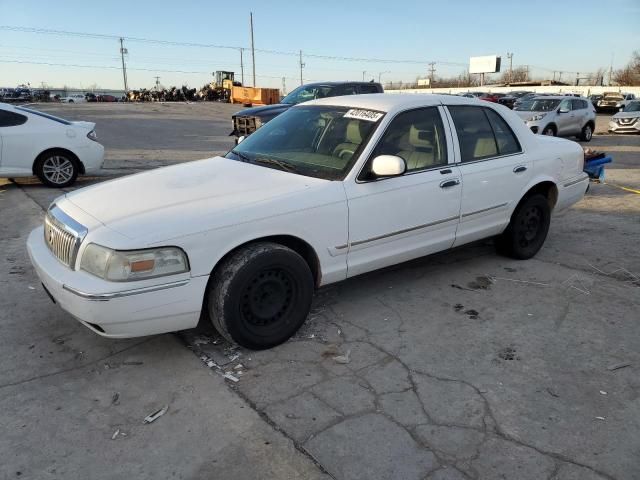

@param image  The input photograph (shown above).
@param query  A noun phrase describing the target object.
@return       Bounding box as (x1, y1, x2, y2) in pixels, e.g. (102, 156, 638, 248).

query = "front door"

(343, 106, 462, 277)
(555, 98, 576, 136)
(444, 105, 533, 247)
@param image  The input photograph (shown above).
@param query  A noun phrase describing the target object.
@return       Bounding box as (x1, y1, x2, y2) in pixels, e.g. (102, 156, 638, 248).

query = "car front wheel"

(34, 151, 79, 188)
(208, 242, 314, 350)
(542, 125, 556, 136)
(495, 194, 551, 260)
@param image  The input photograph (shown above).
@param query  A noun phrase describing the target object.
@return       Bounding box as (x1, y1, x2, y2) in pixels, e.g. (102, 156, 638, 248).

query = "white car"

(608, 100, 640, 134)
(0, 103, 104, 187)
(60, 94, 87, 103)
(27, 94, 588, 349)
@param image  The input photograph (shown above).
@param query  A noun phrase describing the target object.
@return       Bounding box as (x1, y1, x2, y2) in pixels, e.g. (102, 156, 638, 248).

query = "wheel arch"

(518, 180, 559, 212)
(198, 234, 322, 326)
(33, 147, 85, 175)
(543, 123, 557, 134)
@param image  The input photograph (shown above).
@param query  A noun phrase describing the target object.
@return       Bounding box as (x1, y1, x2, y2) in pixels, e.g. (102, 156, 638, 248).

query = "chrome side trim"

(461, 202, 509, 218)
(62, 279, 190, 301)
(347, 215, 459, 248)
(563, 175, 588, 188)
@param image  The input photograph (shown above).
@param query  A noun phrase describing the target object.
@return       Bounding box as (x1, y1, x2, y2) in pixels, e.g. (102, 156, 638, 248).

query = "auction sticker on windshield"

(344, 109, 384, 122)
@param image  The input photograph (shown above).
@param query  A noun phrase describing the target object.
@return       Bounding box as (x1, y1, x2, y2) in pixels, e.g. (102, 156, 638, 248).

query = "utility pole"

(378, 71, 389, 83)
(119, 38, 128, 93)
(239, 48, 244, 85)
(154, 76, 160, 90)
(575, 72, 580, 87)
(250, 12, 256, 87)
(362, 71, 367, 81)
(281, 77, 287, 95)
(299, 50, 305, 85)
(428, 62, 436, 86)
(506, 52, 513, 84)
(558, 71, 563, 83)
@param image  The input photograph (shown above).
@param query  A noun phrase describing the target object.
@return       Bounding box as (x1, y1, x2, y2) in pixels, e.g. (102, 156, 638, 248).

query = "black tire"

(580, 123, 593, 142)
(208, 242, 314, 350)
(495, 194, 551, 260)
(541, 125, 556, 136)
(34, 150, 79, 188)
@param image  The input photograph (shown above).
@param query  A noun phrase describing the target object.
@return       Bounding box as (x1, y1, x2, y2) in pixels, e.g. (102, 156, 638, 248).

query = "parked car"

(514, 96, 595, 140)
(0, 103, 104, 187)
(60, 94, 87, 104)
(459, 92, 484, 98)
(231, 81, 383, 141)
(513, 92, 544, 110)
(479, 92, 506, 103)
(608, 100, 640, 134)
(588, 94, 603, 108)
(85, 93, 97, 102)
(596, 92, 636, 112)
(27, 94, 588, 349)
(97, 94, 117, 102)
(498, 91, 533, 109)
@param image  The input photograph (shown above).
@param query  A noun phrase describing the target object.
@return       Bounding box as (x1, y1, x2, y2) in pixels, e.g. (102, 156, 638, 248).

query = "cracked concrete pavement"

(2, 103, 639, 479)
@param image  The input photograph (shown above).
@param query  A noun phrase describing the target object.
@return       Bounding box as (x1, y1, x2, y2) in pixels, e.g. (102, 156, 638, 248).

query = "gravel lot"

(2, 102, 639, 480)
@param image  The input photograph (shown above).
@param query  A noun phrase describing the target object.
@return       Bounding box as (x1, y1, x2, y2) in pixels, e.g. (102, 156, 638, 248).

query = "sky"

(0, 0, 638, 92)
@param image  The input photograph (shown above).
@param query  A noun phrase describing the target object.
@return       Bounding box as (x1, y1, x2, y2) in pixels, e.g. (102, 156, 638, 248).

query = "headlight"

(527, 113, 547, 122)
(81, 244, 189, 281)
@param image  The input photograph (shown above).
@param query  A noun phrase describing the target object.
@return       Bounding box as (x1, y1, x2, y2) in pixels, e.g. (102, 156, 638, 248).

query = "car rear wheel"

(208, 242, 314, 350)
(542, 125, 556, 136)
(34, 151, 79, 188)
(495, 194, 550, 260)
(580, 123, 593, 142)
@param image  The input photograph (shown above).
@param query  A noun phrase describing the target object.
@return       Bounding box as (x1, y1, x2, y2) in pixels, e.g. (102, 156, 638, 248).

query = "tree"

(613, 51, 640, 86)
(500, 66, 529, 84)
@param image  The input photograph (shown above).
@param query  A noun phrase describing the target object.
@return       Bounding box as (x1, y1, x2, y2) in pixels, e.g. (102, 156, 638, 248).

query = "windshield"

(280, 85, 334, 105)
(624, 102, 640, 112)
(226, 105, 383, 180)
(517, 99, 561, 112)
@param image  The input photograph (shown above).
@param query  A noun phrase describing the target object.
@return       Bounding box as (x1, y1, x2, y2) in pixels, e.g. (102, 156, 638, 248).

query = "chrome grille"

(44, 205, 88, 269)
(617, 118, 637, 125)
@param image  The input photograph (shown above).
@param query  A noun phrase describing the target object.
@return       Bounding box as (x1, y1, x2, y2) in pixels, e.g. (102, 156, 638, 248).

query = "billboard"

(469, 55, 501, 74)
(417, 78, 431, 87)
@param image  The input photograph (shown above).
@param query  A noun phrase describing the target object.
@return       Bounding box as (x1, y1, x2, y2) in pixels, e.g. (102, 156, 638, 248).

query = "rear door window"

(484, 109, 521, 155)
(0, 110, 28, 127)
(571, 99, 585, 110)
(447, 106, 498, 162)
(359, 84, 381, 94)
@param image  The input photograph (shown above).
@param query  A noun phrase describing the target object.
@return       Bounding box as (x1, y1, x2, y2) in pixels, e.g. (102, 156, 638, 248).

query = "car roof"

(301, 81, 382, 88)
(303, 93, 484, 113)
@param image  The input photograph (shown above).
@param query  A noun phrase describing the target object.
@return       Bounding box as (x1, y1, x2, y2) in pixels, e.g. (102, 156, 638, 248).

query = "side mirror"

(558, 108, 569, 114)
(371, 155, 406, 178)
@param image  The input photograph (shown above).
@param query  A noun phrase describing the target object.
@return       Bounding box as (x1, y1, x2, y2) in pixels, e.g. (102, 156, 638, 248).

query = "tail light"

(87, 130, 98, 141)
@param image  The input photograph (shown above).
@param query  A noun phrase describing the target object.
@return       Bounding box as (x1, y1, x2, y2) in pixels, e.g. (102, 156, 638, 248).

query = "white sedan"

(0, 103, 104, 187)
(27, 94, 588, 349)
(60, 94, 87, 103)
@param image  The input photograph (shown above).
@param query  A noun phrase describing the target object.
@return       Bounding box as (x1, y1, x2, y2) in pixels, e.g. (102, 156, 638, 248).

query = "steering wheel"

(335, 148, 356, 161)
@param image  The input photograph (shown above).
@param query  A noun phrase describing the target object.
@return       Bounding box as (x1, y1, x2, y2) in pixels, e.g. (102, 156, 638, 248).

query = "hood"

(63, 156, 332, 242)
(234, 103, 291, 119)
(612, 111, 640, 119)
(514, 110, 542, 120)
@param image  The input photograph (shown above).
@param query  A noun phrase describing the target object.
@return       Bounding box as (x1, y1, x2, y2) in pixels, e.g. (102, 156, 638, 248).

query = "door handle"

(440, 179, 460, 188)
(513, 166, 527, 173)
(440, 168, 452, 174)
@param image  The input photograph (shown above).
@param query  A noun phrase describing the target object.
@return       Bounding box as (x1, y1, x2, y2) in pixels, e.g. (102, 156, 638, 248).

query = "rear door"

(0, 109, 30, 174)
(444, 105, 532, 247)
(571, 99, 589, 133)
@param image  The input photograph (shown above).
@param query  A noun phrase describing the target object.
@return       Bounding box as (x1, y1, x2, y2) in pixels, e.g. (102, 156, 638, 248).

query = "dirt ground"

(2, 102, 639, 480)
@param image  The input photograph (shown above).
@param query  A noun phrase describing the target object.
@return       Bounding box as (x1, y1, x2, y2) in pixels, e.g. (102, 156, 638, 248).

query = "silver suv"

(514, 96, 596, 141)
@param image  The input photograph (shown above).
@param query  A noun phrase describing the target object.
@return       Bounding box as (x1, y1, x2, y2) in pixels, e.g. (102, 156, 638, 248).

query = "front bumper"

(608, 120, 640, 133)
(27, 227, 207, 338)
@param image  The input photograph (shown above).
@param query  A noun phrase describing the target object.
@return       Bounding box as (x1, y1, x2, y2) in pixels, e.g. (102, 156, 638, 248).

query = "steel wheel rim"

(43, 156, 74, 184)
(239, 268, 296, 331)
(517, 206, 542, 247)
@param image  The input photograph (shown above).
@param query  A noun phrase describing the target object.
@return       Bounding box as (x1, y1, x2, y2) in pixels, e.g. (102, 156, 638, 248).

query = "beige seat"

(332, 121, 363, 160)
(396, 126, 436, 170)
